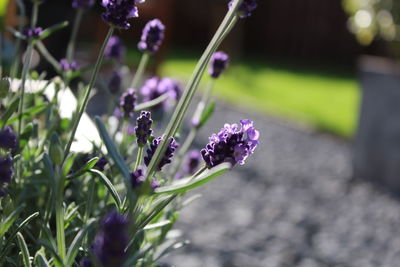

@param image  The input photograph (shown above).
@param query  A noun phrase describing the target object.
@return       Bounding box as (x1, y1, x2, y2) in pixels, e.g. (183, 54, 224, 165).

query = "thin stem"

(144, 0, 242, 183)
(62, 27, 114, 165)
(55, 171, 66, 262)
(10, 0, 26, 79)
(31, 3, 39, 27)
(17, 42, 33, 137)
(134, 146, 143, 171)
(66, 8, 84, 62)
(130, 52, 150, 89)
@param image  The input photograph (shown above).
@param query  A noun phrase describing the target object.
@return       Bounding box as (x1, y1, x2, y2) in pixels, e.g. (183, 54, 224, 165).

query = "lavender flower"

(0, 156, 13, 186)
(228, 0, 257, 18)
(138, 19, 165, 53)
(93, 211, 129, 267)
(144, 135, 178, 171)
(95, 157, 108, 171)
(104, 36, 125, 61)
(24, 27, 43, 39)
(0, 127, 17, 150)
(151, 179, 160, 189)
(209, 51, 229, 78)
(101, 0, 140, 30)
(72, 0, 95, 9)
(140, 77, 182, 109)
(201, 120, 259, 168)
(59, 59, 78, 71)
(119, 89, 136, 118)
(135, 111, 153, 146)
(108, 70, 122, 94)
(186, 150, 201, 175)
(131, 167, 145, 188)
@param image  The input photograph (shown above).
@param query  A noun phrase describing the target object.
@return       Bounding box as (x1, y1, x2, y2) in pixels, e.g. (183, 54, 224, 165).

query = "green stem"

(66, 8, 84, 62)
(130, 52, 150, 89)
(144, 0, 242, 183)
(31, 3, 39, 28)
(134, 146, 143, 171)
(62, 27, 114, 165)
(55, 171, 66, 262)
(10, 0, 26, 79)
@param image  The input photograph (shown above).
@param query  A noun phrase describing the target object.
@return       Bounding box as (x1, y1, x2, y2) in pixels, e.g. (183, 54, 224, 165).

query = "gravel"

(163, 103, 400, 267)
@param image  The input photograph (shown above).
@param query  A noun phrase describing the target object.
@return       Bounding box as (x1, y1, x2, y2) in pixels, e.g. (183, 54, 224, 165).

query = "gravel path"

(164, 103, 400, 267)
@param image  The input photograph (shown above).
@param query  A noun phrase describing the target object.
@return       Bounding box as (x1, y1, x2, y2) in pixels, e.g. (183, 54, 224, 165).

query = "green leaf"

(198, 101, 215, 129)
(0, 98, 19, 127)
(137, 195, 176, 229)
(5, 104, 47, 125)
(16, 232, 31, 267)
(49, 133, 63, 166)
(143, 220, 171, 231)
(18, 123, 34, 150)
(65, 219, 95, 267)
(38, 21, 69, 40)
(67, 157, 99, 179)
(154, 163, 231, 195)
(34, 252, 51, 267)
(0, 78, 10, 98)
(0, 205, 24, 237)
(90, 169, 122, 210)
(94, 117, 131, 188)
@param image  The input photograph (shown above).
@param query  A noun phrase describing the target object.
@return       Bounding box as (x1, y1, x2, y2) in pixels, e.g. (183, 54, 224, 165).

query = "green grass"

(159, 55, 360, 138)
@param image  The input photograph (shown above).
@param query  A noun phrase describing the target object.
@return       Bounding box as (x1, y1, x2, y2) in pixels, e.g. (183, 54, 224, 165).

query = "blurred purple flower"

(144, 135, 178, 171)
(119, 89, 136, 118)
(104, 36, 125, 61)
(151, 179, 160, 189)
(186, 150, 201, 175)
(95, 157, 108, 171)
(135, 111, 153, 146)
(209, 51, 229, 78)
(24, 27, 42, 39)
(228, 0, 257, 18)
(0, 156, 13, 186)
(201, 119, 259, 168)
(101, 0, 140, 29)
(108, 70, 122, 94)
(72, 0, 95, 9)
(0, 127, 17, 150)
(140, 77, 182, 109)
(131, 167, 145, 188)
(59, 59, 78, 71)
(93, 211, 129, 266)
(138, 19, 165, 53)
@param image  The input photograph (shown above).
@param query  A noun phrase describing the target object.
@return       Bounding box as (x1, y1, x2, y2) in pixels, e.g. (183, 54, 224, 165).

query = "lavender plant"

(0, 0, 258, 266)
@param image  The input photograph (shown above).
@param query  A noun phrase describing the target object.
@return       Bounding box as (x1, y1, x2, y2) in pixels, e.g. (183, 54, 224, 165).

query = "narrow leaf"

(67, 157, 99, 179)
(154, 163, 231, 195)
(0, 98, 19, 127)
(134, 93, 169, 111)
(0, 205, 24, 237)
(38, 21, 69, 40)
(65, 219, 95, 267)
(16, 232, 31, 267)
(90, 169, 121, 210)
(5, 104, 47, 125)
(34, 253, 51, 267)
(143, 220, 172, 231)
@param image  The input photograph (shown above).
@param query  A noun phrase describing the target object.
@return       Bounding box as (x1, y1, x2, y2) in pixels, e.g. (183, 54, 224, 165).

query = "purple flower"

(151, 179, 160, 189)
(130, 167, 145, 188)
(119, 89, 136, 118)
(209, 51, 229, 78)
(59, 59, 78, 71)
(138, 19, 165, 53)
(135, 111, 153, 146)
(201, 119, 259, 168)
(101, 0, 140, 30)
(144, 135, 178, 171)
(140, 77, 182, 109)
(23, 27, 43, 39)
(72, 0, 95, 9)
(95, 157, 108, 171)
(0, 156, 13, 186)
(93, 211, 129, 267)
(104, 36, 125, 61)
(79, 258, 92, 267)
(228, 0, 257, 18)
(186, 150, 201, 175)
(0, 127, 17, 150)
(108, 70, 122, 94)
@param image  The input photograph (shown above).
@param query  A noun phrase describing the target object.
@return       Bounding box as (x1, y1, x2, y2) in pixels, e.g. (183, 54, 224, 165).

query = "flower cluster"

(72, 0, 95, 9)
(209, 51, 229, 78)
(0, 127, 17, 151)
(24, 27, 42, 39)
(228, 0, 257, 18)
(140, 77, 182, 109)
(138, 19, 165, 53)
(0, 156, 13, 189)
(119, 89, 136, 118)
(144, 135, 178, 171)
(104, 36, 125, 61)
(59, 59, 78, 72)
(131, 167, 145, 188)
(93, 211, 130, 266)
(101, 0, 142, 29)
(201, 120, 259, 168)
(108, 70, 122, 94)
(135, 111, 153, 146)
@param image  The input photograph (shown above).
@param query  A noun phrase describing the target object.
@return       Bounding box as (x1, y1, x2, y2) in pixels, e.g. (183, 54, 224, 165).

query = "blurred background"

(2, 0, 400, 266)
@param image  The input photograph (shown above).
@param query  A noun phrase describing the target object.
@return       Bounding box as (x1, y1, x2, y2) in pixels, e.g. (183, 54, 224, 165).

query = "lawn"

(159, 54, 360, 138)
